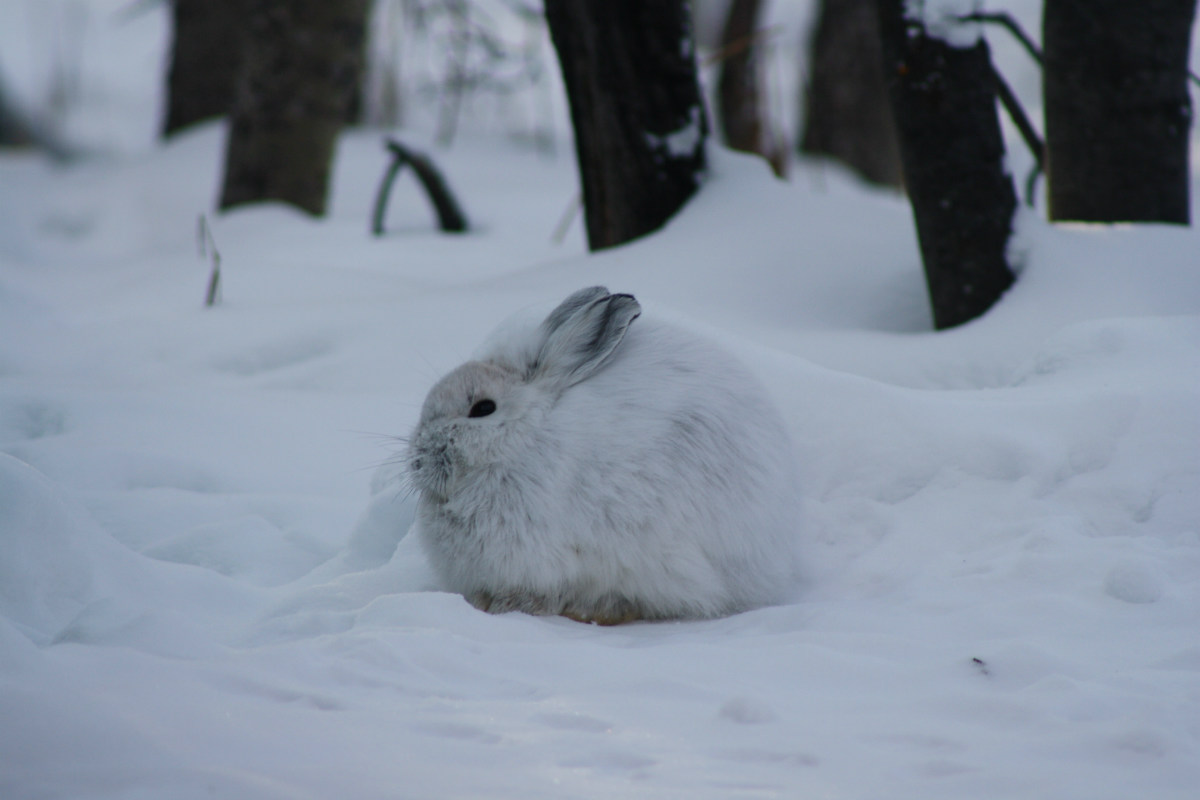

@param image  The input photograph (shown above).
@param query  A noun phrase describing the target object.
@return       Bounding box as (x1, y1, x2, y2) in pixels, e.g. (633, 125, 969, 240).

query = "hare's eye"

(468, 398, 497, 418)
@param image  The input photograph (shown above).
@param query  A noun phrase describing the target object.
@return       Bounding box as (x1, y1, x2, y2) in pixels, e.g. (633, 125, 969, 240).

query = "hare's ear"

(541, 286, 611, 333)
(533, 288, 641, 388)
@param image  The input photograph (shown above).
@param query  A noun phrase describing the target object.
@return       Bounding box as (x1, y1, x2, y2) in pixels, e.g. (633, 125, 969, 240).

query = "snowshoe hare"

(407, 287, 802, 623)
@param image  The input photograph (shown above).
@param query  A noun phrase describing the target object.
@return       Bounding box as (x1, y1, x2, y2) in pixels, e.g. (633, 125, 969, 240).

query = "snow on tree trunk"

(218, 0, 369, 217)
(544, 1, 707, 251)
(1043, 0, 1197, 225)
(875, 0, 1017, 330)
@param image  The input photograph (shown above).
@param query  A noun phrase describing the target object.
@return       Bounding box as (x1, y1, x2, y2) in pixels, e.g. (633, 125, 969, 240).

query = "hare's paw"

(469, 588, 645, 625)
(561, 594, 645, 626)
(469, 589, 558, 617)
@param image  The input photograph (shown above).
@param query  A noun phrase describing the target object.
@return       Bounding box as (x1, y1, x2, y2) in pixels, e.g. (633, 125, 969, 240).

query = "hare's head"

(408, 288, 641, 503)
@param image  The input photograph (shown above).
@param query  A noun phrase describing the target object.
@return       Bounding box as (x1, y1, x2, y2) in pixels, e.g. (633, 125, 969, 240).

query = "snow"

(2, 1, 1200, 798)
(906, 0, 985, 48)
(647, 104, 706, 161)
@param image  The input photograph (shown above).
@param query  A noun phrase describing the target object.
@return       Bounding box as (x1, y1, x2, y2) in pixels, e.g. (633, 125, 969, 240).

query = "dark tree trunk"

(0, 80, 34, 147)
(219, 0, 369, 217)
(717, 0, 782, 175)
(1043, 0, 1197, 224)
(875, 1, 1017, 330)
(544, 1, 707, 251)
(162, 0, 248, 137)
(801, 0, 902, 188)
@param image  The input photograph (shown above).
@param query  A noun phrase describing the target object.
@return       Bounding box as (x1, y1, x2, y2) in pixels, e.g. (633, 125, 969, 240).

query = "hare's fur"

(407, 288, 801, 622)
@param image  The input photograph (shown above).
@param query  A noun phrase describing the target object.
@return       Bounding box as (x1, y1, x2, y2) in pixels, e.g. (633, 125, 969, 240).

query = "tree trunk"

(875, 1, 1017, 330)
(219, 0, 369, 217)
(162, 0, 248, 137)
(717, 0, 783, 175)
(0, 78, 34, 147)
(1043, 0, 1197, 224)
(800, 0, 902, 188)
(544, 1, 707, 251)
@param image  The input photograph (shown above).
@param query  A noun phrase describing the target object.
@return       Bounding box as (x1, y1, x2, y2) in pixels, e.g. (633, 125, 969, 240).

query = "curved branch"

(992, 65, 1044, 206)
(372, 139, 469, 236)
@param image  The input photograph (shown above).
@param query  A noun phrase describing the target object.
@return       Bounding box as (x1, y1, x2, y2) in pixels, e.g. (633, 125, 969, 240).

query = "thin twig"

(551, 193, 582, 244)
(993, 69, 1043, 165)
(702, 24, 783, 67)
(960, 11, 1042, 64)
(198, 214, 221, 307)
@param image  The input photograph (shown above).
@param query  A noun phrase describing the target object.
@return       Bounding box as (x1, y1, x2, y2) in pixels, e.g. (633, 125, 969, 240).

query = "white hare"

(407, 287, 801, 623)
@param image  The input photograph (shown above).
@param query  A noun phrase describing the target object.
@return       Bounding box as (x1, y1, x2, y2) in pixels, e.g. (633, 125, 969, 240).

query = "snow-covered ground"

(2, 2, 1199, 798)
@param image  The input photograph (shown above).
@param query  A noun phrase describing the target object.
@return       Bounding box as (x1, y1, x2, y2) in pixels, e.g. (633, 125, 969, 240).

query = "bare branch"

(960, 11, 1042, 64)
(372, 139, 469, 236)
(991, 65, 1043, 206)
